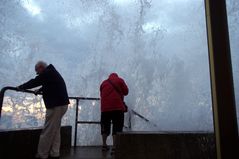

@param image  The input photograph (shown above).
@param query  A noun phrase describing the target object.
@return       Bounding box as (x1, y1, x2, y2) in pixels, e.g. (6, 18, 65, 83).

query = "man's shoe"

(34, 156, 47, 159)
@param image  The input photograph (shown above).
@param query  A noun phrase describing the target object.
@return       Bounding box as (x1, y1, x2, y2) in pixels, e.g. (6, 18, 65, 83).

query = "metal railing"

(0, 86, 157, 147)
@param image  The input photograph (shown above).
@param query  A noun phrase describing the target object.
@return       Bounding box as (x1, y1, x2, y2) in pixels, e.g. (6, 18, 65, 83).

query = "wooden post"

(205, 0, 238, 158)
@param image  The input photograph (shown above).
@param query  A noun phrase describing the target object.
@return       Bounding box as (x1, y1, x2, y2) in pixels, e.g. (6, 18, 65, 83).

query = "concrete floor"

(61, 147, 114, 159)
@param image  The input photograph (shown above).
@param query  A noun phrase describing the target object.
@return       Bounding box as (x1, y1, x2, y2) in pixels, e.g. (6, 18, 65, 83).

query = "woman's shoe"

(102, 145, 110, 151)
(110, 147, 116, 155)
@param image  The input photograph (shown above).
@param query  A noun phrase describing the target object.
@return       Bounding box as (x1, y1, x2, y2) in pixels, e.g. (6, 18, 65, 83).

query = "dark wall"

(115, 132, 216, 159)
(0, 126, 72, 159)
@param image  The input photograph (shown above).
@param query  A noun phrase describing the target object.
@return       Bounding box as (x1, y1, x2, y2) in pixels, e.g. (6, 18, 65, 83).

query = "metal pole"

(128, 110, 132, 130)
(0, 88, 6, 118)
(74, 99, 79, 147)
(204, 0, 239, 158)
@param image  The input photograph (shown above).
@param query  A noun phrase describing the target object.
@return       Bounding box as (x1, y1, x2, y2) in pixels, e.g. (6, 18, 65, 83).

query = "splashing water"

(0, 0, 239, 145)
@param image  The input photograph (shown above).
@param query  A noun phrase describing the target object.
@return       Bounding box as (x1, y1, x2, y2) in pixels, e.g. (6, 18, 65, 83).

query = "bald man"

(17, 61, 69, 159)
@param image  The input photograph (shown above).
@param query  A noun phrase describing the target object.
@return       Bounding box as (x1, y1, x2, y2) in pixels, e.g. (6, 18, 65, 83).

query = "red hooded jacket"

(100, 73, 129, 112)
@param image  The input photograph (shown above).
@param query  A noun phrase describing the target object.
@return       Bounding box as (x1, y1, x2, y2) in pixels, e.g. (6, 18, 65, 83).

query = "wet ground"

(61, 147, 114, 159)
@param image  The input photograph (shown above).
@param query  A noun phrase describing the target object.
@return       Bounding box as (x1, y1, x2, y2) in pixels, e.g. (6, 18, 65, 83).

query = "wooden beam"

(205, 0, 238, 158)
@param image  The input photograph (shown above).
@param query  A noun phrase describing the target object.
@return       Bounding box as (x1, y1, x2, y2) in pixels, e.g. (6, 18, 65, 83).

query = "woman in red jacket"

(100, 73, 129, 154)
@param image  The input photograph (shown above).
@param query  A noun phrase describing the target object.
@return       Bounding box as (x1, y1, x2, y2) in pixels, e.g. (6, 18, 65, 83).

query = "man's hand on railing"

(34, 88, 42, 95)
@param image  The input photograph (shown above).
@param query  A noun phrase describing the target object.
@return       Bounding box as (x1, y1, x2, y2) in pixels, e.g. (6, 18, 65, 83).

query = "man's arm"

(18, 75, 44, 90)
(121, 80, 129, 96)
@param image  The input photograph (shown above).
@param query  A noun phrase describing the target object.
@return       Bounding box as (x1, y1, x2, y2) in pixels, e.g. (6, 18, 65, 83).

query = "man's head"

(35, 61, 48, 75)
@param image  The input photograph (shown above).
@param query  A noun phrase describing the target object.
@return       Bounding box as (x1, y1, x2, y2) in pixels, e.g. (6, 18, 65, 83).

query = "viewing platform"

(0, 126, 220, 159)
(0, 83, 238, 159)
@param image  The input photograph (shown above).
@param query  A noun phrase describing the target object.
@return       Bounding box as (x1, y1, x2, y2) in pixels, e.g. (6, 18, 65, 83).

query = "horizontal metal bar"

(77, 121, 101, 124)
(69, 97, 100, 100)
(76, 121, 129, 129)
(1, 86, 100, 100)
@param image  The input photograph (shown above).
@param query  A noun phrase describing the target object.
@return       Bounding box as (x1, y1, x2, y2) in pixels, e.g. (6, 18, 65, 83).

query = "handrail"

(1, 87, 154, 123)
(0, 86, 158, 146)
(0, 86, 99, 117)
(131, 109, 158, 127)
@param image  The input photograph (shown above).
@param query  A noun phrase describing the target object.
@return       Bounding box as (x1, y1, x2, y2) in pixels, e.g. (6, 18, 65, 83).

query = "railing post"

(0, 89, 5, 118)
(0, 87, 9, 118)
(74, 99, 79, 147)
(128, 110, 132, 130)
